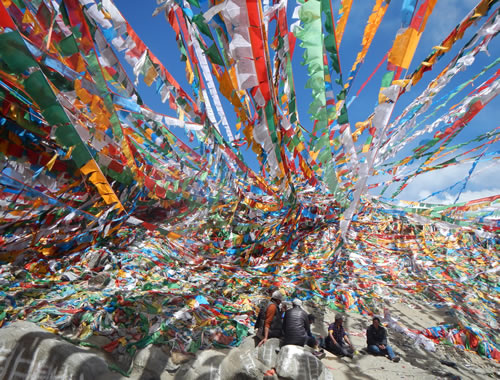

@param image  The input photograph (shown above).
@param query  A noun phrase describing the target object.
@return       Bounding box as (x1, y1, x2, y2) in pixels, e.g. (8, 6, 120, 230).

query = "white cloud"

(421, 188, 500, 204)
(422, 0, 478, 46)
(394, 160, 500, 203)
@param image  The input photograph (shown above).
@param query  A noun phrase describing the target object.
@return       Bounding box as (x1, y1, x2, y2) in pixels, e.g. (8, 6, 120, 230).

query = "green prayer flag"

(324, 163, 338, 193)
(187, 0, 201, 8)
(381, 71, 395, 88)
(11, 0, 25, 10)
(205, 44, 224, 66)
(42, 104, 70, 126)
(193, 14, 212, 38)
(59, 35, 79, 57)
(23, 71, 58, 109)
(0, 32, 37, 74)
(337, 105, 349, 125)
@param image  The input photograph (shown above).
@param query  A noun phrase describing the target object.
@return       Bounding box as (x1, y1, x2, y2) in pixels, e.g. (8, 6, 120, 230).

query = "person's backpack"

(254, 300, 269, 338)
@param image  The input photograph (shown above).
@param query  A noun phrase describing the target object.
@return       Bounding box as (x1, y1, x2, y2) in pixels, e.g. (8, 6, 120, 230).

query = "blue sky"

(115, 0, 499, 204)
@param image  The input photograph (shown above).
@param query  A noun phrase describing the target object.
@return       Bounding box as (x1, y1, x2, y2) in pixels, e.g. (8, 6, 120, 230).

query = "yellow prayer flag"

(75, 80, 93, 104)
(46, 152, 58, 171)
(21, 9, 35, 25)
(388, 28, 422, 69)
(168, 231, 182, 240)
(185, 59, 194, 85)
(309, 150, 319, 161)
(80, 160, 124, 211)
(295, 142, 305, 153)
(144, 65, 158, 86)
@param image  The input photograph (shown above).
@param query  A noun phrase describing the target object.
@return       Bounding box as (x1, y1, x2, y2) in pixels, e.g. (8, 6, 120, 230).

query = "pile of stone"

(174, 337, 333, 380)
(0, 321, 117, 380)
(0, 322, 333, 380)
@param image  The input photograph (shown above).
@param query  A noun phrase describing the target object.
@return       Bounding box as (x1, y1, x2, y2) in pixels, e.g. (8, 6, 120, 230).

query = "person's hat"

(335, 314, 344, 321)
(292, 298, 302, 307)
(271, 290, 283, 301)
(372, 316, 381, 322)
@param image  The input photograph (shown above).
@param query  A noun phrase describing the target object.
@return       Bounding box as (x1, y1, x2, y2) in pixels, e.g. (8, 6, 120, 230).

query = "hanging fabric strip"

(189, 23, 235, 141)
(408, 0, 498, 87)
(379, 13, 500, 167)
(335, 0, 354, 48)
(344, 0, 390, 96)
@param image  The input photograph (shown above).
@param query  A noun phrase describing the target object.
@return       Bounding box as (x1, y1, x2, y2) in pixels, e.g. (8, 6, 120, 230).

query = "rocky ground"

(1, 300, 499, 380)
(0, 228, 498, 379)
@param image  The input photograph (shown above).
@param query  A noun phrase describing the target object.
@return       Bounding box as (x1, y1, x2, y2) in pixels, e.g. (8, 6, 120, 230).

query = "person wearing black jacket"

(256, 290, 284, 346)
(283, 298, 311, 346)
(366, 316, 400, 362)
(283, 299, 325, 359)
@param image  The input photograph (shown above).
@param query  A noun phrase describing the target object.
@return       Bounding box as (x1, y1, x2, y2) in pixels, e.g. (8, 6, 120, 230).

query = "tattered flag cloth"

(0, 0, 498, 366)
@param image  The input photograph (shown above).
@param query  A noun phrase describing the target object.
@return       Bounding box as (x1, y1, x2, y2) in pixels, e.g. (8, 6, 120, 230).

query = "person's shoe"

(391, 356, 400, 363)
(313, 350, 326, 360)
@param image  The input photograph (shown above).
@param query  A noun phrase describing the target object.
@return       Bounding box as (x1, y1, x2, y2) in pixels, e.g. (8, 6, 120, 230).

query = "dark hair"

(372, 316, 381, 323)
(308, 314, 316, 323)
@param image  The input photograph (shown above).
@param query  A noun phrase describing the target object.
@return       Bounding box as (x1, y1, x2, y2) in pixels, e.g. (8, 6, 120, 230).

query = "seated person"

(366, 316, 400, 362)
(282, 299, 325, 359)
(283, 298, 310, 346)
(306, 313, 319, 348)
(306, 313, 325, 359)
(324, 314, 355, 358)
(256, 290, 284, 346)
